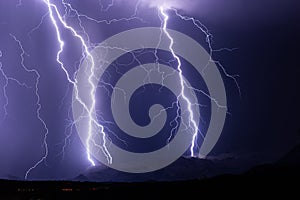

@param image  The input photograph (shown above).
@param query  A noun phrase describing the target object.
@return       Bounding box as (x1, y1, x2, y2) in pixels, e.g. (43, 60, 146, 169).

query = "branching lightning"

(158, 5, 240, 157)
(45, 1, 234, 160)
(40, 0, 150, 167)
(0, 51, 32, 122)
(8, 34, 49, 180)
(171, 8, 241, 96)
(41, 0, 112, 166)
(0, 0, 237, 177)
(159, 7, 199, 157)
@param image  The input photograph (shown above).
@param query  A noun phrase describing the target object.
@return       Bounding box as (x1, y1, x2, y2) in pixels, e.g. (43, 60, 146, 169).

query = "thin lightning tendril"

(171, 8, 241, 96)
(0, 63, 10, 121)
(8, 34, 49, 180)
(0, 53, 32, 122)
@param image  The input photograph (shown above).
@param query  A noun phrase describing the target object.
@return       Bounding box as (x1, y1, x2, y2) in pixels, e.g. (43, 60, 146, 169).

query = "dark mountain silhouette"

(244, 143, 300, 178)
(3, 174, 23, 181)
(278, 144, 300, 166)
(74, 153, 269, 182)
(1, 144, 300, 198)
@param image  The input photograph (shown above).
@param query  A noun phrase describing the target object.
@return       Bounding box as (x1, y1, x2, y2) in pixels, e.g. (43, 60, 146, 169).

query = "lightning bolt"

(33, 0, 145, 167)
(0, 51, 32, 122)
(41, 0, 112, 166)
(7, 34, 49, 180)
(158, 5, 240, 157)
(159, 7, 199, 157)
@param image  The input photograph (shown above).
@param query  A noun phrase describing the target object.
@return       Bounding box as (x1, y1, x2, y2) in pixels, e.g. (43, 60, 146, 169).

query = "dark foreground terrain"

(1, 144, 300, 199)
(0, 166, 299, 199)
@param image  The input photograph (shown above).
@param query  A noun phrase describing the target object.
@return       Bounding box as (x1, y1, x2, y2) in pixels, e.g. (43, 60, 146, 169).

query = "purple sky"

(0, 0, 299, 180)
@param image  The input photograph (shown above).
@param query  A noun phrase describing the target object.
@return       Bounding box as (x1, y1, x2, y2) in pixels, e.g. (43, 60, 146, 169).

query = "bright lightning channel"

(160, 6, 199, 157)
(41, 0, 112, 167)
(23, 0, 235, 172)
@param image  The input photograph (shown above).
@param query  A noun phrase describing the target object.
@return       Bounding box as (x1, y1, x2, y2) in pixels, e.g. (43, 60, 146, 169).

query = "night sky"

(0, 0, 299, 180)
